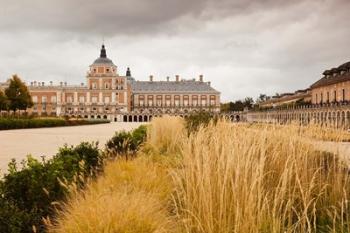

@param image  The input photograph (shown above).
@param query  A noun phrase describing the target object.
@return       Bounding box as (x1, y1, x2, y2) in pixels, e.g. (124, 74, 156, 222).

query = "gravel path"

(0, 122, 142, 173)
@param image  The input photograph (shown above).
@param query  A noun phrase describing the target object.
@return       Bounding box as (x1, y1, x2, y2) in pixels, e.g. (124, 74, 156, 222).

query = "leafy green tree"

(5, 75, 33, 113)
(0, 90, 8, 111)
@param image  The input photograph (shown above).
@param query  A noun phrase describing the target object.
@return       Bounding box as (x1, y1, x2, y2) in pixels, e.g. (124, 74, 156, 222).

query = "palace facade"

(259, 61, 350, 108)
(0, 45, 220, 122)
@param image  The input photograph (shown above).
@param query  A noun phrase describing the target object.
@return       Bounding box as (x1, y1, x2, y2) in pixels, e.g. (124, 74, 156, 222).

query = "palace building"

(310, 62, 350, 104)
(259, 61, 350, 108)
(1, 45, 220, 122)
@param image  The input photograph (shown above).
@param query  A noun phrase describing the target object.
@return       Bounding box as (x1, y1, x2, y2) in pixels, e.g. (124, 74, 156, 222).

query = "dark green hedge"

(0, 118, 110, 130)
(0, 142, 103, 233)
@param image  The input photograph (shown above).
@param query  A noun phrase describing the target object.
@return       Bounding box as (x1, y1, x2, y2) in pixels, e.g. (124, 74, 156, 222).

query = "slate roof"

(130, 80, 220, 93)
(311, 61, 350, 88)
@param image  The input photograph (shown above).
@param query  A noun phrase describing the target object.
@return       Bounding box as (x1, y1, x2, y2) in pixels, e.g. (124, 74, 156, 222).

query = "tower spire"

(100, 44, 107, 58)
(126, 67, 131, 77)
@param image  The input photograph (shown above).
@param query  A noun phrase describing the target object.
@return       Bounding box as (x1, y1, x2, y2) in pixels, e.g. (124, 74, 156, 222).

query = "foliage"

(105, 125, 147, 158)
(0, 142, 102, 233)
(0, 118, 109, 130)
(5, 75, 33, 112)
(184, 111, 218, 133)
(0, 90, 9, 111)
(221, 97, 254, 112)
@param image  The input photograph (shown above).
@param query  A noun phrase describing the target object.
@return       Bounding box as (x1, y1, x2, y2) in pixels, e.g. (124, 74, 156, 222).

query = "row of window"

(315, 89, 346, 103)
(90, 82, 124, 90)
(136, 99, 216, 107)
(33, 94, 121, 104)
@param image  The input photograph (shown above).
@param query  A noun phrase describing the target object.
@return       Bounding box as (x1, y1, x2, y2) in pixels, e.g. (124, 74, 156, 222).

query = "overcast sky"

(0, 0, 349, 101)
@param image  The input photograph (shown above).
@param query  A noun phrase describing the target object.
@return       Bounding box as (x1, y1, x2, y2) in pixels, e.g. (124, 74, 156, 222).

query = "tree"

(0, 90, 8, 111)
(243, 97, 254, 109)
(5, 75, 33, 113)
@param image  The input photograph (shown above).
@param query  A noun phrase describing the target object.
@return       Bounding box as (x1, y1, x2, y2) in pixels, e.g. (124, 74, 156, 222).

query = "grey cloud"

(0, 0, 349, 101)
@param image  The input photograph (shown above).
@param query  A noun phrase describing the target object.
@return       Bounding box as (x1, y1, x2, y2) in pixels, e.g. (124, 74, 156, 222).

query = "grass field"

(48, 117, 350, 233)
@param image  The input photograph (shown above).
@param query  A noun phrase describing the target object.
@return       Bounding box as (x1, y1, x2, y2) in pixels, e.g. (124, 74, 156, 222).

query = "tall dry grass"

(173, 121, 350, 233)
(48, 157, 177, 233)
(49, 117, 350, 233)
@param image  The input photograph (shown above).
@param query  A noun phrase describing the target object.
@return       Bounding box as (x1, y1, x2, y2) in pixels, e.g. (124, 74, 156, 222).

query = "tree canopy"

(5, 75, 33, 112)
(0, 90, 8, 111)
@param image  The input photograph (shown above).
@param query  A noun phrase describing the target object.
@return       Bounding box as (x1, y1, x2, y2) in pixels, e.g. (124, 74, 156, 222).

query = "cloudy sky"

(0, 0, 349, 101)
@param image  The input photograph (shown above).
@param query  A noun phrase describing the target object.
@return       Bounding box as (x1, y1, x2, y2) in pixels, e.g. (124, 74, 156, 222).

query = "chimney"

(64, 82, 67, 86)
(34, 81, 37, 86)
(207, 81, 211, 86)
(175, 75, 180, 82)
(149, 75, 153, 82)
(60, 82, 63, 86)
(30, 82, 33, 86)
(42, 82, 45, 86)
(81, 82, 84, 86)
(166, 76, 170, 82)
(199, 75, 203, 82)
(50, 81, 53, 86)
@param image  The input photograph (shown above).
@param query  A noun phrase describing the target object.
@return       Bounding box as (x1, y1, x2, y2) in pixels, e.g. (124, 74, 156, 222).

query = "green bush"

(185, 111, 218, 134)
(0, 142, 102, 233)
(106, 125, 147, 159)
(0, 118, 110, 130)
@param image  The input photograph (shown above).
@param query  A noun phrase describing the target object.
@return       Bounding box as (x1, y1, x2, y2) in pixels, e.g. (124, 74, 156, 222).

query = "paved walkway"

(0, 122, 142, 173)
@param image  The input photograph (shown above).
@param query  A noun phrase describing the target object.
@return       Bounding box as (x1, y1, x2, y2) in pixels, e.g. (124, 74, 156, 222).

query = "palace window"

(175, 100, 180, 106)
(315, 94, 318, 103)
(92, 83, 97, 89)
(106, 68, 110, 72)
(91, 96, 98, 103)
(32, 96, 38, 103)
(67, 96, 73, 103)
(326, 92, 329, 103)
(105, 83, 109, 89)
(104, 96, 110, 103)
(334, 90, 337, 102)
(157, 100, 162, 106)
(148, 100, 153, 106)
(79, 96, 85, 103)
(342, 89, 346, 101)
(42, 96, 47, 103)
(51, 96, 57, 103)
(321, 93, 323, 103)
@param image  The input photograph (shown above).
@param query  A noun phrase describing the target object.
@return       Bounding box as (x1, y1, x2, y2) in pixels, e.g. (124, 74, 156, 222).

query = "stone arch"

(103, 115, 107, 119)
(97, 115, 101, 119)
(123, 115, 128, 122)
(139, 115, 143, 122)
(144, 115, 148, 122)
(90, 115, 95, 119)
(128, 115, 133, 122)
(134, 115, 138, 122)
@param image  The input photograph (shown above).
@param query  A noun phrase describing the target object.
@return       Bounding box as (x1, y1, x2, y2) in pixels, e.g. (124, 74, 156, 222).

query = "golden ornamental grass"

(49, 117, 350, 233)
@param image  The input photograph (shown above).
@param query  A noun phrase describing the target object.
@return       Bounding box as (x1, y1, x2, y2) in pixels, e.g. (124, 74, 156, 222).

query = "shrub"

(0, 118, 109, 130)
(184, 111, 218, 134)
(0, 142, 102, 233)
(106, 125, 147, 159)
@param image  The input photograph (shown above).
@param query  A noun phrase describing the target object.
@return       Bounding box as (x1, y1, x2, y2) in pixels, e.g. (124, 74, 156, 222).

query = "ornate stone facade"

(1, 45, 220, 122)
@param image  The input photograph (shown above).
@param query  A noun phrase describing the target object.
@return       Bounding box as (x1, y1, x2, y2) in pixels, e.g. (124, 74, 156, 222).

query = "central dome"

(92, 44, 115, 66)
